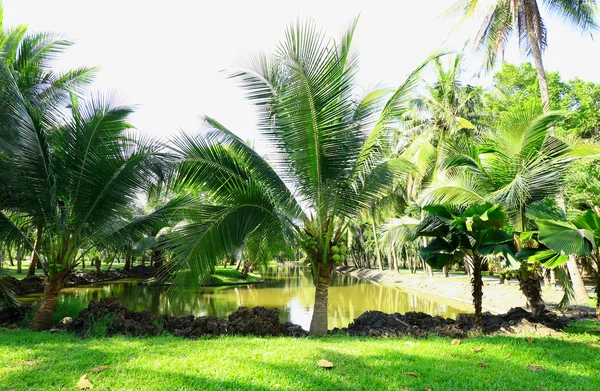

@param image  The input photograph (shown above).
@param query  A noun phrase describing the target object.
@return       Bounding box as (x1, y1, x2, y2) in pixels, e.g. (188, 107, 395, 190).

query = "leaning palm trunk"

(240, 260, 250, 280)
(567, 255, 589, 305)
(29, 270, 70, 330)
(27, 228, 42, 277)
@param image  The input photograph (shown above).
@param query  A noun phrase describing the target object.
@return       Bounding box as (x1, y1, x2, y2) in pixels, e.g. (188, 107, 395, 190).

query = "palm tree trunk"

(124, 254, 132, 272)
(392, 247, 399, 273)
(525, 5, 551, 110)
(471, 255, 483, 331)
(29, 270, 69, 330)
(568, 255, 589, 304)
(370, 216, 383, 271)
(518, 274, 545, 317)
(443, 264, 449, 278)
(240, 260, 250, 280)
(309, 262, 333, 336)
(27, 227, 43, 277)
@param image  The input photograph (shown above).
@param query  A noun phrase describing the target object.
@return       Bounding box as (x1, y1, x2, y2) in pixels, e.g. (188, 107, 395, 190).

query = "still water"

(19, 266, 472, 330)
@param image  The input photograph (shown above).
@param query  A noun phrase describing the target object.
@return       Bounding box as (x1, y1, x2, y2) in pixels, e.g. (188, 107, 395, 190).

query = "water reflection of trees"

(24, 266, 472, 329)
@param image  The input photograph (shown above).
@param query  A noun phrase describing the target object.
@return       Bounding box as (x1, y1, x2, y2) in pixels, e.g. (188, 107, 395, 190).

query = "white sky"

(4, 0, 600, 144)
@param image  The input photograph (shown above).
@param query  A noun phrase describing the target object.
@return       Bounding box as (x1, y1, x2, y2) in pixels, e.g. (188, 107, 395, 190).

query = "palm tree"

(420, 102, 600, 312)
(0, 3, 97, 276)
(451, 0, 598, 109)
(166, 19, 435, 336)
(0, 51, 166, 329)
(417, 203, 516, 329)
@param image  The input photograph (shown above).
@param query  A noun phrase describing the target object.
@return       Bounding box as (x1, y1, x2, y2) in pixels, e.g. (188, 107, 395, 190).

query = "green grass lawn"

(207, 266, 262, 286)
(1, 321, 599, 391)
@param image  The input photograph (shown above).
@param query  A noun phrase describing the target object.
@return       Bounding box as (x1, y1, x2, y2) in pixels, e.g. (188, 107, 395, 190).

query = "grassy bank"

(206, 266, 262, 286)
(1, 321, 599, 391)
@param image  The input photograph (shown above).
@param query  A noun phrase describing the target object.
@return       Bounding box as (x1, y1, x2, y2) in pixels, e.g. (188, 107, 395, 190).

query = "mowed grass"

(1, 321, 600, 391)
(207, 266, 262, 286)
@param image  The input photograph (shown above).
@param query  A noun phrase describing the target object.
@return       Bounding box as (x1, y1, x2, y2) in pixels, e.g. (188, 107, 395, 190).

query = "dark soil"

(1, 297, 592, 339)
(4, 265, 156, 295)
(65, 297, 309, 338)
(335, 307, 579, 338)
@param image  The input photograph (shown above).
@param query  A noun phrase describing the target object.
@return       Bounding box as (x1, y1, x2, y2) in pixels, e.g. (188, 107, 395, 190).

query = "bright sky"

(4, 0, 600, 144)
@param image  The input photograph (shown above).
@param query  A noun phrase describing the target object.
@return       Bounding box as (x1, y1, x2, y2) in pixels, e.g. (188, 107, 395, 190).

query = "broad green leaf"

(537, 219, 595, 256)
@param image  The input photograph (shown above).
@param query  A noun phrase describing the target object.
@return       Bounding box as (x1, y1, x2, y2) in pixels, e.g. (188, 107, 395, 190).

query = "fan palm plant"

(420, 102, 600, 311)
(166, 19, 435, 336)
(0, 56, 165, 329)
(450, 0, 598, 109)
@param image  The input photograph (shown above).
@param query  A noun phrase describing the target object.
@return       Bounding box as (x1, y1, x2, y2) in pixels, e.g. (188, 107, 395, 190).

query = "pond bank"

(336, 266, 591, 315)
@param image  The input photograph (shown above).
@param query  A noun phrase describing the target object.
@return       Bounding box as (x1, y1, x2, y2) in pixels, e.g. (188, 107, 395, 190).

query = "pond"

(19, 266, 472, 330)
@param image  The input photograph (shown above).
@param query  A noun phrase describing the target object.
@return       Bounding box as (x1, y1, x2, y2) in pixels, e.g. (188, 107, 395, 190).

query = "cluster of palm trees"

(1, 0, 600, 336)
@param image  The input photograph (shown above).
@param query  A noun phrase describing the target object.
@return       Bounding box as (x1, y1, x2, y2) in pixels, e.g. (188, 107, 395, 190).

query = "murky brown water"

(19, 266, 472, 330)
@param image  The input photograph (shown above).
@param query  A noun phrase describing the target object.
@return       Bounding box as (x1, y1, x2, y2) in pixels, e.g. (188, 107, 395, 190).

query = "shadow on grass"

(0, 330, 599, 391)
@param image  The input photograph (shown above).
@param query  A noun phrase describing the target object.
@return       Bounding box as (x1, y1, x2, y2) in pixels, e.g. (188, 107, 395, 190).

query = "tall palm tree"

(0, 2, 97, 276)
(166, 19, 435, 336)
(451, 0, 597, 109)
(0, 55, 166, 329)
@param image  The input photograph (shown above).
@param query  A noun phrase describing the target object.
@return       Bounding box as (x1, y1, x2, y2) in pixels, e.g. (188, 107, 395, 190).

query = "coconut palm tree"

(166, 19, 435, 336)
(0, 3, 97, 276)
(420, 102, 600, 312)
(0, 54, 168, 329)
(451, 0, 598, 109)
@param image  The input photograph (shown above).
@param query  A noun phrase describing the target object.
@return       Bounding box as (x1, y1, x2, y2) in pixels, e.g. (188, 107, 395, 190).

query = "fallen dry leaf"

(507, 353, 513, 358)
(588, 343, 600, 348)
(478, 362, 488, 368)
(76, 374, 93, 389)
(441, 353, 447, 357)
(405, 341, 415, 346)
(527, 365, 546, 371)
(88, 365, 108, 373)
(49, 328, 61, 333)
(426, 387, 432, 391)
(451, 339, 461, 345)
(526, 338, 534, 343)
(404, 372, 418, 377)
(317, 359, 334, 369)
(471, 347, 483, 353)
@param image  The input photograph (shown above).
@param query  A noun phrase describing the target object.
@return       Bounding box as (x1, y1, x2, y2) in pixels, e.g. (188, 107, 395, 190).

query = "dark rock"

(228, 306, 289, 336)
(66, 298, 307, 338)
(67, 296, 162, 337)
(0, 305, 33, 328)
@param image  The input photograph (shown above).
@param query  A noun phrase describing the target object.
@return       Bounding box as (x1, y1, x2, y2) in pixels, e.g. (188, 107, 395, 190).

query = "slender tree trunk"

(309, 262, 333, 336)
(550, 268, 557, 290)
(27, 228, 43, 277)
(234, 258, 242, 271)
(124, 254, 132, 272)
(425, 263, 434, 277)
(525, 6, 551, 110)
(30, 271, 69, 330)
(443, 264, 449, 278)
(567, 255, 589, 304)
(240, 260, 250, 280)
(387, 250, 393, 271)
(370, 217, 383, 271)
(471, 255, 483, 331)
(4, 247, 13, 266)
(392, 247, 399, 273)
(151, 248, 164, 270)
